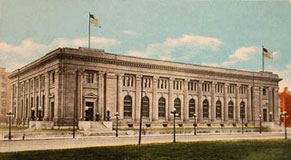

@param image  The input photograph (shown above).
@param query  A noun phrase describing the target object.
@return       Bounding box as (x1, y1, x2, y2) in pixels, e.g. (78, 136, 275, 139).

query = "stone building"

(0, 67, 11, 123)
(9, 47, 281, 127)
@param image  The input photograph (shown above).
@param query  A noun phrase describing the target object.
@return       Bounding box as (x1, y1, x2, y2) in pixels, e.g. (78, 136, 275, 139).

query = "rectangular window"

(52, 72, 55, 83)
(86, 72, 94, 83)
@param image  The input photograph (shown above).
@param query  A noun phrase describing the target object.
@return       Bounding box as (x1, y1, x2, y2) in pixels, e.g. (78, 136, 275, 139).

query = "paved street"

(1, 132, 290, 153)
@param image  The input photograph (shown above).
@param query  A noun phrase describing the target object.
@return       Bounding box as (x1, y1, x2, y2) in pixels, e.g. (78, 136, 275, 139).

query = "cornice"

(9, 47, 282, 84)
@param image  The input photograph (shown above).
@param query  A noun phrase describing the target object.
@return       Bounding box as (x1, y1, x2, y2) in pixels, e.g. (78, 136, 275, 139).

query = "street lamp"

(31, 107, 35, 121)
(171, 108, 179, 143)
(259, 114, 262, 133)
(115, 112, 119, 137)
(6, 110, 14, 140)
(193, 113, 197, 135)
(38, 107, 42, 121)
(281, 111, 289, 140)
(106, 108, 110, 121)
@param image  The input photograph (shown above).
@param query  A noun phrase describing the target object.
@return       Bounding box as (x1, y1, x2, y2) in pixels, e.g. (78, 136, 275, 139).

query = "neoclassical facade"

(9, 47, 281, 127)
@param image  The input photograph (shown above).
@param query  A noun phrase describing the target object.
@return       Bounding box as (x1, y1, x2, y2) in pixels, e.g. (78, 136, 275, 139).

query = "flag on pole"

(263, 47, 272, 59)
(89, 14, 99, 26)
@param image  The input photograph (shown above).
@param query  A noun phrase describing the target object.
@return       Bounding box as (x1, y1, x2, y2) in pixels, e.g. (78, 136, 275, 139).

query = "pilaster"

(198, 80, 202, 121)
(224, 83, 228, 121)
(54, 69, 60, 122)
(211, 82, 216, 121)
(98, 71, 105, 120)
(135, 75, 142, 121)
(152, 76, 158, 121)
(184, 79, 189, 121)
(235, 85, 239, 122)
(80, 69, 84, 120)
(168, 77, 174, 120)
(44, 72, 50, 121)
(246, 86, 251, 121)
(117, 73, 124, 119)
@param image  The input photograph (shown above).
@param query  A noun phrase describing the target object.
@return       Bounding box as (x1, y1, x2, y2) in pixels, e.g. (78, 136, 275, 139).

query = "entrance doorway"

(263, 109, 267, 122)
(85, 102, 94, 121)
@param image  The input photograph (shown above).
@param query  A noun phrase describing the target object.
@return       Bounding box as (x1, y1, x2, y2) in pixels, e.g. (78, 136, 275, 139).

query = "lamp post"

(193, 113, 197, 135)
(6, 111, 14, 140)
(115, 112, 119, 137)
(171, 108, 178, 143)
(281, 111, 289, 140)
(31, 108, 35, 121)
(106, 108, 110, 121)
(259, 114, 262, 133)
(38, 107, 42, 121)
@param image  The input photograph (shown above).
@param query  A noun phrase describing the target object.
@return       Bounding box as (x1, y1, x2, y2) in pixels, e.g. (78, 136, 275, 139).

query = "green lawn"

(1, 140, 291, 160)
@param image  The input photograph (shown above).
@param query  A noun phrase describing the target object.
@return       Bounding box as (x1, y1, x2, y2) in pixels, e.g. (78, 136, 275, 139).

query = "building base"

(29, 121, 54, 129)
(78, 121, 112, 132)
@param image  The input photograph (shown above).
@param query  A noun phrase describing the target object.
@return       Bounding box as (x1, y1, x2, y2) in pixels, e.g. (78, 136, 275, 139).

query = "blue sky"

(0, 0, 290, 90)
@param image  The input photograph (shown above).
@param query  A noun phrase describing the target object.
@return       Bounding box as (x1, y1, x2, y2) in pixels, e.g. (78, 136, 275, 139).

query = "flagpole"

(262, 46, 265, 72)
(88, 12, 91, 48)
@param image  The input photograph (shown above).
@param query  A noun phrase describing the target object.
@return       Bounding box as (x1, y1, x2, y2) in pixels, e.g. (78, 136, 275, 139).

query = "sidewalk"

(1, 132, 290, 153)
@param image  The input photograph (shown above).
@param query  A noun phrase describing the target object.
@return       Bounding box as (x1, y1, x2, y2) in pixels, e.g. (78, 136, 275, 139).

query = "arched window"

(228, 101, 234, 119)
(142, 96, 149, 117)
(189, 99, 195, 118)
(240, 101, 245, 119)
(216, 100, 222, 119)
(203, 99, 209, 119)
(124, 96, 132, 117)
(158, 97, 166, 117)
(174, 98, 181, 117)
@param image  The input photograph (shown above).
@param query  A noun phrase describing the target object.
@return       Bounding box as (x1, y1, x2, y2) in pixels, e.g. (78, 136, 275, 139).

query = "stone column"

(32, 78, 35, 119)
(247, 86, 251, 121)
(135, 75, 142, 121)
(54, 69, 60, 122)
(211, 82, 216, 121)
(98, 71, 105, 120)
(184, 79, 189, 121)
(235, 85, 240, 122)
(117, 73, 124, 119)
(38, 76, 41, 119)
(152, 76, 158, 121)
(80, 70, 84, 120)
(27, 80, 31, 121)
(198, 81, 202, 121)
(168, 77, 174, 120)
(16, 80, 20, 122)
(252, 86, 260, 126)
(22, 82, 25, 122)
(268, 87, 273, 121)
(44, 72, 50, 121)
(224, 83, 228, 121)
(273, 87, 279, 122)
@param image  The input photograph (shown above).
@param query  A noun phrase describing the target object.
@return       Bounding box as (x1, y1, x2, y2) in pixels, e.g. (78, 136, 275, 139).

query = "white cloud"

(201, 62, 220, 67)
(164, 35, 223, 51)
(126, 50, 148, 58)
(222, 46, 259, 67)
(267, 64, 291, 91)
(122, 30, 137, 36)
(229, 46, 258, 61)
(0, 37, 120, 71)
(125, 34, 223, 61)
